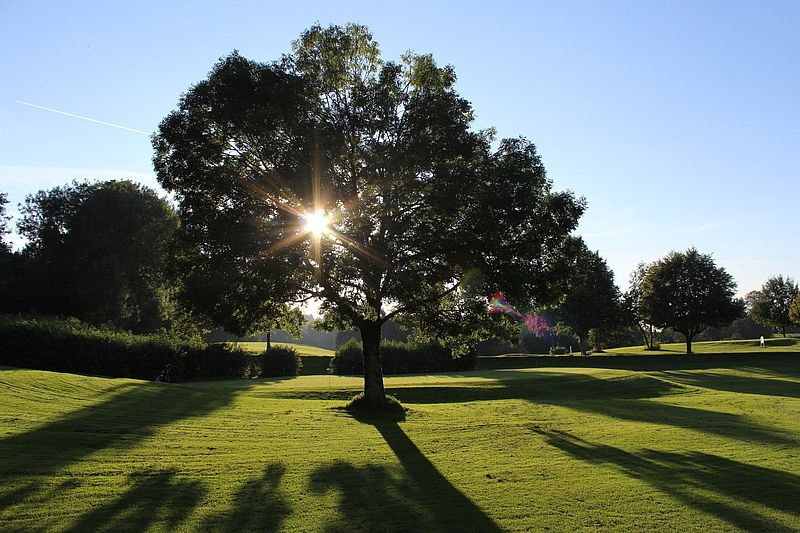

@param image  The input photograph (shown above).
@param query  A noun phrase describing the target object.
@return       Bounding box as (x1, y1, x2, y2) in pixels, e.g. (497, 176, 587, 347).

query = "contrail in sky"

(15, 100, 149, 135)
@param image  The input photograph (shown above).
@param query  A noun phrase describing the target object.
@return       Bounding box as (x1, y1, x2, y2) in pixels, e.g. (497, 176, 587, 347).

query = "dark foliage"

(13, 180, 180, 334)
(331, 339, 475, 375)
(259, 345, 302, 377)
(0, 315, 252, 380)
(186, 343, 253, 378)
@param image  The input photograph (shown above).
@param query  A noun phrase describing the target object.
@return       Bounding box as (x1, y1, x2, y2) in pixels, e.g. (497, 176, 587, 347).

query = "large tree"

(17, 180, 180, 333)
(747, 275, 799, 338)
(153, 24, 585, 408)
(558, 240, 622, 354)
(641, 248, 743, 354)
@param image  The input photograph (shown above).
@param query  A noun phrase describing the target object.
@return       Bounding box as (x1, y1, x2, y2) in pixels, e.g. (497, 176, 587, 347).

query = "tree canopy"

(15, 180, 180, 333)
(747, 275, 799, 338)
(153, 23, 585, 407)
(641, 248, 743, 354)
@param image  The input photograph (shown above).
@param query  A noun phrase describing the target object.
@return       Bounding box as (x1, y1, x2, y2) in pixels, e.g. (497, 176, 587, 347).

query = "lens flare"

(488, 291, 551, 335)
(302, 210, 330, 237)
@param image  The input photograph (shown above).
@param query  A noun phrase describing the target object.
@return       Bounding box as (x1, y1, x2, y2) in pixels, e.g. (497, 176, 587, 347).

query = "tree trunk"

(782, 325, 786, 338)
(649, 324, 654, 350)
(360, 320, 386, 406)
(685, 334, 693, 355)
(266, 330, 271, 352)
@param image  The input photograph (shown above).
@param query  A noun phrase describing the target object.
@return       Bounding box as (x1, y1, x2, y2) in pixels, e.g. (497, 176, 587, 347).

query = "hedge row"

(330, 339, 476, 375)
(0, 314, 300, 381)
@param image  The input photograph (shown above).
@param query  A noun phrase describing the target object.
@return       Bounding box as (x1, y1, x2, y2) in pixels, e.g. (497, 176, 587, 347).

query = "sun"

(302, 210, 330, 238)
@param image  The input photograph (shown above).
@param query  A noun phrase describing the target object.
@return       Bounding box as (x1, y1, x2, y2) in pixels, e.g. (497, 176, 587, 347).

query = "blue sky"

(1, 0, 798, 295)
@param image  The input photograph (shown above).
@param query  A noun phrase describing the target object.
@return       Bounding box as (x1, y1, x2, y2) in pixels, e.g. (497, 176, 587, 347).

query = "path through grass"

(1, 358, 799, 531)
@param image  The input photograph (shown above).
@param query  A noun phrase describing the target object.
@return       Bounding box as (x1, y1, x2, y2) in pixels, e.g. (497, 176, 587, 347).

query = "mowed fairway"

(1, 358, 800, 531)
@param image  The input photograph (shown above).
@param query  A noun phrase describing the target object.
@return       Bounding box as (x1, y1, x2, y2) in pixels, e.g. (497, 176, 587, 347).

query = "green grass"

(606, 337, 800, 356)
(231, 341, 335, 357)
(1, 357, 799, 531)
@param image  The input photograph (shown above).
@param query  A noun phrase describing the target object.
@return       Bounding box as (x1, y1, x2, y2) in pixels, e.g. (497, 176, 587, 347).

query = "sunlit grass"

(606, 337, 800, 356)
(1, 360, 799, 531)
(230, 341, 335, 357)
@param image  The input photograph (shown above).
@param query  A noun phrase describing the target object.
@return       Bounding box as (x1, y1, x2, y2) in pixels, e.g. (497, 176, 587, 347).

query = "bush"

(259, 345, 302, 377)
(345, 392, 406, 418)
(0, 314, 254, 381)
(186, 343, 253, 378)
(330, 339, 475, 375)
(549, 346, 567, 355)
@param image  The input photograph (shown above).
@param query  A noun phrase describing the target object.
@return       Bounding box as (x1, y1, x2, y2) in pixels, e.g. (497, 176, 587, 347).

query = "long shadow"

(657, 369, 800, 398)
(393, 371, 796, 446)
(477, 352, 800, 371)
(535, 429, 800, 532)
(0, 380, 249, 528)
(65, 470, 205, 532)
(203, 463, 291, 532)
(310, 416, 502, 532)
(271, 370, 797, 447)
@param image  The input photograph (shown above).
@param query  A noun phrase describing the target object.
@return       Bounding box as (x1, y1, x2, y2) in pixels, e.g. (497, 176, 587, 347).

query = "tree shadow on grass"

(202, 463, 291, 532)
(0, 380, 249, 528)
(310, 415, 502, 532)
(656, 369, 800, 399)
(534, 429, 800, 532)
(375, 372, 797, 447)
(65, 470, 205, 532)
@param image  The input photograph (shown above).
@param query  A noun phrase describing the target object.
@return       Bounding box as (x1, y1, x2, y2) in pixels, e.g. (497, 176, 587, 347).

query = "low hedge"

(0, 314, 252, 381)
(330, 339, 476, 375)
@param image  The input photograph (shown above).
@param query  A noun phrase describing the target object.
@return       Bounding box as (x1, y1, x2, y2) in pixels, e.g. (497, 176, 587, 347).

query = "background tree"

(0, 193, 15, 312)
(790, 293, 800, 329)
(557, 240, 622, 354)
(17, 180, 180, 333)
(622, 262, 658, 349)
(641, 248, 743, 354)
(0, 192, 10, 253)
(747, 275, 799, 338)
(153, 24, 585, 408)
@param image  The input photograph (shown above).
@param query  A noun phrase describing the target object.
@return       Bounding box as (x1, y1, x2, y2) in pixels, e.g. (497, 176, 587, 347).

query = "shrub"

(345, 392, 406, 418)
(0, 314, 254, 381)
(330, 338, 363, 375)
(186, 343, 252, 378)
(259, 345, 302, 377)
(330, 339, 475, 375)
(549, 346, 567, 355)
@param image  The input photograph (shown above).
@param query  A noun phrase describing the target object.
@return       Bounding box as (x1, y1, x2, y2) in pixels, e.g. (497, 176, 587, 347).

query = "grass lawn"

(230, 341, 335, 357)
(606, 337, 800, 356)
(2, 354, 799, 531)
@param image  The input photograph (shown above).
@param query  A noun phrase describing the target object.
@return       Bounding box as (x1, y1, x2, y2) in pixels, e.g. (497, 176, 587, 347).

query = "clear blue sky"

(1, 0, 798, 295)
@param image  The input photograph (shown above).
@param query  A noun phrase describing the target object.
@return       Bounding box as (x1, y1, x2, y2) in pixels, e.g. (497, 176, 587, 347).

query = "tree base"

(345, 393, 407, 420)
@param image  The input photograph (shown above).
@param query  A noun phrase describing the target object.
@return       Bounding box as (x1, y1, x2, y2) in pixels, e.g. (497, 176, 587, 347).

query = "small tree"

(789, 293, 800, 329)
(747, 275, 799, 338)
(557, 241, 622, 354)
(641, 248, 743, 354)
(622, 262, 657, 349)
(0, 192, 10, 253)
